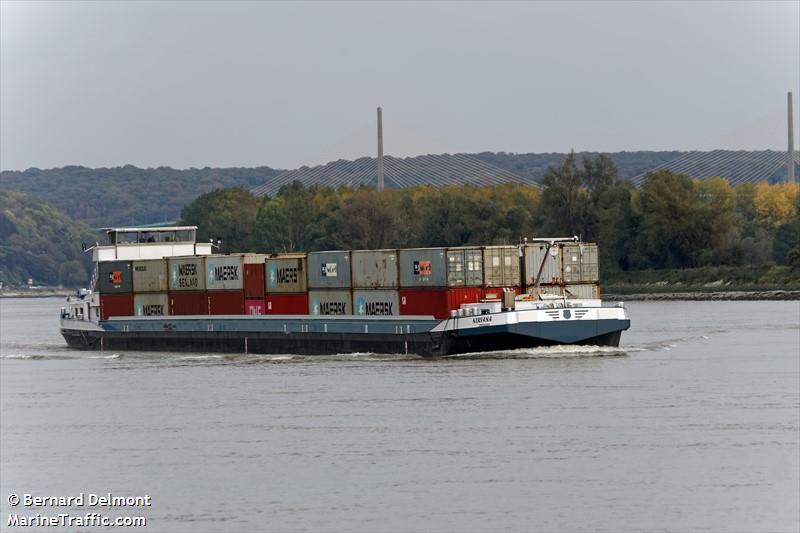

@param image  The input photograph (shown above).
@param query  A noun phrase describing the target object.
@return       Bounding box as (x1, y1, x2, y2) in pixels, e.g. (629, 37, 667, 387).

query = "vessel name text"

(472, 316, 492, 324)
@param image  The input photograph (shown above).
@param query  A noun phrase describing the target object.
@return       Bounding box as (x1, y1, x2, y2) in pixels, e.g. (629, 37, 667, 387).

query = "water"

(1, 297, 798, 532)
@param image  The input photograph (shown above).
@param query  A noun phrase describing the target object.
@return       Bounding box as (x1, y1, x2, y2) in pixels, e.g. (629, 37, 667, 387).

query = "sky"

(1, 1, 799, 171)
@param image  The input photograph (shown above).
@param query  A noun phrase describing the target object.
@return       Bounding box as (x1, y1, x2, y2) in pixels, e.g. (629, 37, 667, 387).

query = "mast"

(377, 106, 385, 191)
(789, 92, 796, 184)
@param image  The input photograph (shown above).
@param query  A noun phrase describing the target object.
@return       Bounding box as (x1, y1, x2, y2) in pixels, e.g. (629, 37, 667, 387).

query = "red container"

(169, 291, 208, 315)
(244, 263, 265, 298)
(265, 293, 309, 315)
(245, 298, 266, 315)
(100, 293, 133, 320)
(399, 288, 483, 319)
(208, 290, 244, 315)
(447, 287, 484, 312)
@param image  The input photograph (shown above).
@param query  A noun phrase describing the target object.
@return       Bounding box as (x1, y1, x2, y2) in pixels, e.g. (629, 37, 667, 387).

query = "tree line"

(0, 191, 98, 287)
(181, 153, 800, 278)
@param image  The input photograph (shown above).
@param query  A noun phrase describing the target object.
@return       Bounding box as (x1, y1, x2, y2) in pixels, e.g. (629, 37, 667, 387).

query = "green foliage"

(604, 265, 800, 293)
(0, 191, 98, 286)
(6, 153, 799, 289)
(251, 181, 341, 253)
(773, 218, 800, 267)
(179, 188, 259, 253)
(0, 165, 280, 228)
(246, 181, 541, 252)
(637, 171, 705, 268)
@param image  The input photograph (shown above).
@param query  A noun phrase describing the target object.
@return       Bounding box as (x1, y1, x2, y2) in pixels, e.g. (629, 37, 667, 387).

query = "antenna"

(377, 106, 385, 191)
(789, 92, 796, 184)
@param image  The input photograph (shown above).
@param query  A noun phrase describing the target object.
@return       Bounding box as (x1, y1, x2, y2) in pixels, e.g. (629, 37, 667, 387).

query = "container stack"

(480, 245, 521, 301)
(398, 247, 483, 319)
(132, 259, 168, 316)
(352, 250, 399, 316)
(243, 254, 267, 315)
(98, 260, 133, 319)
(307, 251, 352, 315)
(523, 242, 600, 298)
(265, 253, 309, 314)
(93, 240, 601, 321)
(205, 254, 245, 315)
(168, 256, 208, 315)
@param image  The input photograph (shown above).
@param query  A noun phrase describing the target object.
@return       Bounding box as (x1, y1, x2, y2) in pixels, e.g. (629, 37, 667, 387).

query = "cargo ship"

(60, 226, 630, 356)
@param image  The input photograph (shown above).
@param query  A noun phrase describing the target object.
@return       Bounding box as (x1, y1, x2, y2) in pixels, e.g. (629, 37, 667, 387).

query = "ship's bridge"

(93, 226, 213, 262)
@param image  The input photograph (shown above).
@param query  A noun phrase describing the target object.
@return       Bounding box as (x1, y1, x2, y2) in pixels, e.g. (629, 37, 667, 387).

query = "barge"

(61, 227, 630, 356)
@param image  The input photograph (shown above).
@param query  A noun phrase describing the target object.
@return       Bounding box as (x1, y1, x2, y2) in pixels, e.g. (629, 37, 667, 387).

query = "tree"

(595, 182, 637, 272)
(327, 188, 408, 249)
(694, 177, 736, 264)
(636, 171, 703, 268)
(537, 151, 594, 238)
(582, 153, 617, 199)
(754, 182, 799, 228)
(252, 181, 340, 252)
(179, 188, 258, 253)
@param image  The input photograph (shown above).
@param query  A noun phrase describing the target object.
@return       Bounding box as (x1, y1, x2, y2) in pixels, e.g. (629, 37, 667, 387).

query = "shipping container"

(208, 290, 244, 315)
(523, 244, 563, 285)
(133, 293, 169, 316)
(565, 283, 600, 299)
(579, 243, 599, 282)
(561, 244, 583, 283)
(308, 290, 352, 315)
(398, 288, 483, 319)
(100, 293, 133, 320)
(132, 259, 167, 293)
(483, 246, 521, 287)
(168, 257, 206, 291)
(243, 255, 266, 298)
(265, 293, 309, 315)
(351, 250, 398, 289)
(206, 255, 244, 291)
(562, 244, 599, 283)
(245, 298, 266, 315)
(266, 254, 308, 293)
(398, 248, 447, 288)
(97, 261, 132, 294)
(353, 289, 400, 316)
(307, 251, 351, 289)
(169, 291, 208, 315)
(446, 247, 483, 287)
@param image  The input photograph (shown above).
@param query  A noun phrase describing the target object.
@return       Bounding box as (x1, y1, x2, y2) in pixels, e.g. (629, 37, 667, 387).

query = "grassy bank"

(603, 265, 800, 295)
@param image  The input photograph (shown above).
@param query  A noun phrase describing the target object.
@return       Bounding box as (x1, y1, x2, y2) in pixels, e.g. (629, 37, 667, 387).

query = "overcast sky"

(1, 1, 798, 171)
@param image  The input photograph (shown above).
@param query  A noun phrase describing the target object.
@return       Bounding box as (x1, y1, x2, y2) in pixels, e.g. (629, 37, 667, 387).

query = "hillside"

(1, 150, 792, 227)
(473, 151, 685, 181)
(0, 165, 281, 228)
(0, 191, 99, 287)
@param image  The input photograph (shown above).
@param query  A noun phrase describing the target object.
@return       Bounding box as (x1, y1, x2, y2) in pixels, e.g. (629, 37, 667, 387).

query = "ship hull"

(61, 309, 630, 357)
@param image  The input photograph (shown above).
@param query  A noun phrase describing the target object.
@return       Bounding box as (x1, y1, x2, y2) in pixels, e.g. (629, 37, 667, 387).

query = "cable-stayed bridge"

(251, 153, 530, 198)
(630, 149, 800, 187)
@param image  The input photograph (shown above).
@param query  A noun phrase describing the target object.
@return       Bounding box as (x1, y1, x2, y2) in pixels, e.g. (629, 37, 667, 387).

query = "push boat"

(61, 227, 630, 357)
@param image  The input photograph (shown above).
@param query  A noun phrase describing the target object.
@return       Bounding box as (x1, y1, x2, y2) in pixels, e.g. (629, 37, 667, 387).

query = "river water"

(0, 297, 798, 532)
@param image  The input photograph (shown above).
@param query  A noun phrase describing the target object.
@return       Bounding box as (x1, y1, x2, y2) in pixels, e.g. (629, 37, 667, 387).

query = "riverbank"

(604, 290, 800, 301)
(0, 289, 74, 298)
